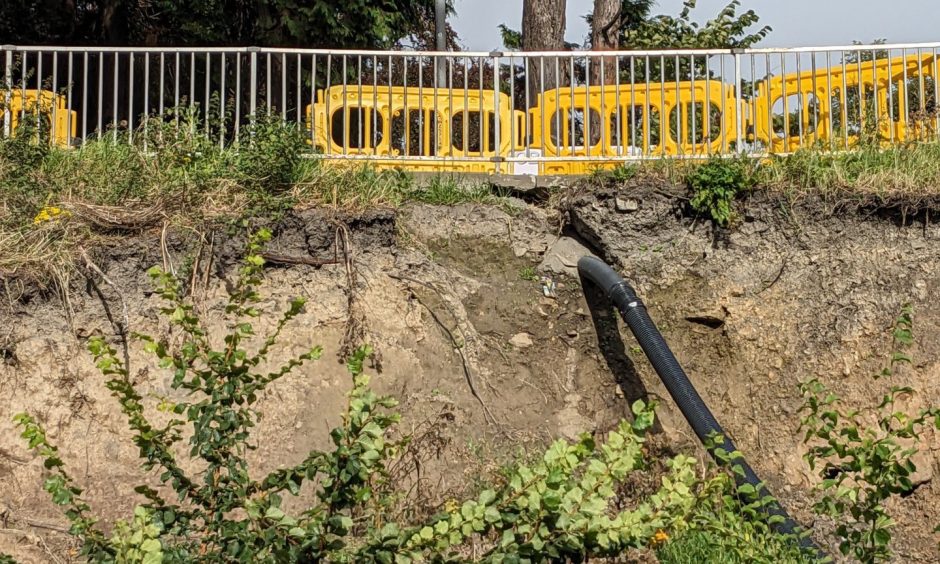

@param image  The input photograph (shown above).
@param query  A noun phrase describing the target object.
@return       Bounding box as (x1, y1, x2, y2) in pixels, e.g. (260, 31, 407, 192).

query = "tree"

(590, 0, 620, 86)
(0, 0, 450, 49)
(521, 0, 567, 106)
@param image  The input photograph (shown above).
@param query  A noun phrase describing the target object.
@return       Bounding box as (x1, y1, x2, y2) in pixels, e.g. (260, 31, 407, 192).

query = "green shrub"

(10, 229, 720, 562)
(687, 158, 753, 226)
(800, 304, 940, 563)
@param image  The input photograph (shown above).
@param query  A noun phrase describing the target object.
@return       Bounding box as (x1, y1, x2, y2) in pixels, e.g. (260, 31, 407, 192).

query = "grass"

(0, 113, 504, 283)
(5, 108, 940, 285)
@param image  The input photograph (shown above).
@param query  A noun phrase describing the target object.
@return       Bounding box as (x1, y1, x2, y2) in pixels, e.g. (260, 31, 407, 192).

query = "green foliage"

(233, 112, 314, 194)
(687, 158, 753, 226)
(799, 304, 940, 563)
(0, 0, 448, 50)
(14, 230, 738, 562)
(519, 266, 538, 281)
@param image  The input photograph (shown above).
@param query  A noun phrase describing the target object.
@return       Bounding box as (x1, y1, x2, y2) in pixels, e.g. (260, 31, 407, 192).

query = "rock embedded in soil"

(509, 332, 534, 348)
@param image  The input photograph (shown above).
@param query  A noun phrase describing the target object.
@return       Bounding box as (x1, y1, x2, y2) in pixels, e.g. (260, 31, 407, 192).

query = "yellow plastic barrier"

(1, 89, 77, 146)
(522, 80, 738, 174)
(306, 86, 524, 173)
(752, 53, 937, 152)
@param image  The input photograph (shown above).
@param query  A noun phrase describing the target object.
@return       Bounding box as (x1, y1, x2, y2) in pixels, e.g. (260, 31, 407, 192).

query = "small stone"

(614, 197, 639, 212)
(567, 329, 578, 338)
(512, 244, 528, 258)
(509, 332, 534, 348)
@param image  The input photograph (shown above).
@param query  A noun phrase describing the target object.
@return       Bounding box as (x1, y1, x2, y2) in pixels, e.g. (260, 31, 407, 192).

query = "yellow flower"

(33, 206, 70, 225)
(444, 499, 459, 513)
(651, 529, 669, 547)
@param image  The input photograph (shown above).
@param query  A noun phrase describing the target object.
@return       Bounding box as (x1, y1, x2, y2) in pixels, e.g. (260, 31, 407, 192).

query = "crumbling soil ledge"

(1, 187, 939, 561)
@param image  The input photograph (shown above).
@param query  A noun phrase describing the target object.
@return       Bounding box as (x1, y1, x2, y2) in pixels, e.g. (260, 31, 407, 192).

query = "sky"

(451, 0, 940, 51)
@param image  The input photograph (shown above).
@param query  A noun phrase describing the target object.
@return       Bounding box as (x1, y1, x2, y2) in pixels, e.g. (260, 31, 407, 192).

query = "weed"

(10, 232, 760, 562)
(687, 158, 754, 226)
(799, 304, 940, 563)
(519, 266, 538, 281)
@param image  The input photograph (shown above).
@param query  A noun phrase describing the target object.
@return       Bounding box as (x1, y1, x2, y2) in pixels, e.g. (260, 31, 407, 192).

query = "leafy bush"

(10, 229, 732, 562)
(687, 158, 753, 226)
(800, 304, 940, 563)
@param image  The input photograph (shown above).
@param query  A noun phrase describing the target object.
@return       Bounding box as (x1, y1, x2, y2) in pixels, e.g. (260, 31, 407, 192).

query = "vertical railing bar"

(599, 55, 606, 157)
(220, 52, 226, 148)
(795, 53, 802, 150)
(825, 51, 833, 150)
(204, 52, 210, 133)
(555, 56, 560, 156)
(510, 54, 516, 163)
(281, 52, 287, 120)
(660, 55, 666, 156)
(127, 52, 134, 144)
(872, 48, 879, 140)
(627, 56, 635, 156)
(325, 54, 332, 153)
(585, 56, 591, 158)
(174, 52, 180, 133)
(764, 54, 771, 154)
(690, 55, 697, 154)
(249, 50, 257, 122)
(750, 54, 757, 154)
(704, 55, 711, 155)
(614, 55, 622, 158)
(644, 55, 650, 156)
(374, 55, 380, 150)
(98, 53, 105, 139)
(37, 52, 43, 137)
(934, 48, 940, 141)
(112, 52, 118, 142)
(357, 55, 363, 151)
(266, 52, 272, 112)
(418, 55, 425, 158)
(309, 54, 316, 149)
(82, 51, 88, 145)
(525, 56, 532, 159)
(810, 52, 818, 146)
(67, 51, 74, 147)
(189, 51, 196, 135)
(296, 53, 302, 125)
(570, 56, 575, 155)
(403, 55, 409, 156)
(159, 52, 165, 123)
(52, 53, 59, 144)
(539, 56, 545, 159)
(919, 47, 926, 115)
(887, 53, 895, 143)
(342, 55, 348, 155)
(843, 50, 854, 145)
(20, 51, 28, 124)
(493, 52, 501, 172)
(674, 54, 681, 156)
(901, 48, 908, 139)
(734, 52, 744, 154)
(143, 52, 149, 150)
(2, 50, 10, 139)
(857, 49, 864, 140)
(719, 55, 726, 153)
(235, 53, 242, 144)
(781, 54, 788, 153)
(478, 56, 484, 157)
(389, 55, 394, 155)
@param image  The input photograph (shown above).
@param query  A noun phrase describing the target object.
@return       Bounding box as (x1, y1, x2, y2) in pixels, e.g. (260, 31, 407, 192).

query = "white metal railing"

(2, 43, 939, 174)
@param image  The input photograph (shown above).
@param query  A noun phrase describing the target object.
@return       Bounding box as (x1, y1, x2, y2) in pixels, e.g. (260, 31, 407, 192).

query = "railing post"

(492, 51, 501, 174)
(249, 47, 259, 119)
(3, 47, 12, 139)
(733, 49, 744, 154)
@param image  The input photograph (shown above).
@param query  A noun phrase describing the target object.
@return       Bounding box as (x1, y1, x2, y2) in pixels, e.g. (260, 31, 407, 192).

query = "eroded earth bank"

(2, 183, 939, 561)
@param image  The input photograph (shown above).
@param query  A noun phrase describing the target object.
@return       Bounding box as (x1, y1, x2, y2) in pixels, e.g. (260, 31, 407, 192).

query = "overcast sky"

(451, 0, 939, 51)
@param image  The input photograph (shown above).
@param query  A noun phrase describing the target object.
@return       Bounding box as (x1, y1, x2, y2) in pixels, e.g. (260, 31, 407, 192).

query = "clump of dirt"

(0, 188, 939, 562)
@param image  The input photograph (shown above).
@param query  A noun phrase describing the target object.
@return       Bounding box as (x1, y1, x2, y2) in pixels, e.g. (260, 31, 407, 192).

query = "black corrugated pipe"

(577, 255, 822, 557)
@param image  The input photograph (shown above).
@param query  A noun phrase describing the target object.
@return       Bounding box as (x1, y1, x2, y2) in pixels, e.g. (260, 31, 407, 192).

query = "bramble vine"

(800, 303, 940, 563)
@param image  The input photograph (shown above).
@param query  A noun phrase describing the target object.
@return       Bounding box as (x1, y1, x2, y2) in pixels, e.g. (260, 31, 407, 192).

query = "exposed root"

(388, 273, 499, 428)
(64, 199, 165, 231)
(80, 249, 130, 373)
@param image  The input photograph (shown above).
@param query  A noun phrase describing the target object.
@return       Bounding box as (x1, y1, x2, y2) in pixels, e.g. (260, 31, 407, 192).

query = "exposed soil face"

(1, 188, 939, 562)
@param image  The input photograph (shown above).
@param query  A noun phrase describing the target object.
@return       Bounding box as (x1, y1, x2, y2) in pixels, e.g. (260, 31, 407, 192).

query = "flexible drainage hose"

(577, 256, 821, 556)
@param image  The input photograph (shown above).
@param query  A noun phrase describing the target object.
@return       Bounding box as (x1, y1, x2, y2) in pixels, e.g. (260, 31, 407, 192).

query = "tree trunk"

(590, 0, 619, 86)
(522, 0, 566, 107)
